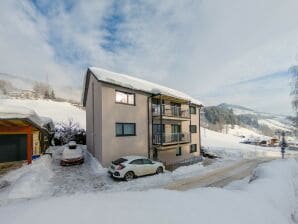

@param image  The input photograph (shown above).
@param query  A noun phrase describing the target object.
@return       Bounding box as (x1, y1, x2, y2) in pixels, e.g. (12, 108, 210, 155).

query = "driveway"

(163, 158, 273, 190)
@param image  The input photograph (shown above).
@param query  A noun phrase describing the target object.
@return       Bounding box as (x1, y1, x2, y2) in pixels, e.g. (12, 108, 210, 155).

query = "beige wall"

(86, 78, 150, 167)
(100, 84, 149, 166)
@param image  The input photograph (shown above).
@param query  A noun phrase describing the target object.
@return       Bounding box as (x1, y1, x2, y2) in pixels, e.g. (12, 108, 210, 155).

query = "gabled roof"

(82, 67, 203, 106)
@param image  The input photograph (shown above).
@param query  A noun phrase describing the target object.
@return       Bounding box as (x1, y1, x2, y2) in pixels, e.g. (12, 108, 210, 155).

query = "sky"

(0, 0, 298, 115)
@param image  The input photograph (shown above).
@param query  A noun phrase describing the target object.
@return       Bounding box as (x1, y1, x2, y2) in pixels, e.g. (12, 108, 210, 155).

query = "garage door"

(0, 135, 27, 163)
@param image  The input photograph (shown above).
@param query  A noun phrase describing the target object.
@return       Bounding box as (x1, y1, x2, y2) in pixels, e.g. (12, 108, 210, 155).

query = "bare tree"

(289, 65, 298, 137)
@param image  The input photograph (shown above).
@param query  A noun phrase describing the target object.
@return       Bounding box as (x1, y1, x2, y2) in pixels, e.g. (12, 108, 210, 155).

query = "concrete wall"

(100, 83, 149, 166)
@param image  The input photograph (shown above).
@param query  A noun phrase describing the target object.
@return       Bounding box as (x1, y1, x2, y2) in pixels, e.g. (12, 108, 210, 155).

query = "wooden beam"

(0, 126, 30, 133)
(26, 126, 32, 165)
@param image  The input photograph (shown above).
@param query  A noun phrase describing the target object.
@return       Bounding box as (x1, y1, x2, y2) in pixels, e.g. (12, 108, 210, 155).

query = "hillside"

(0, 73, 81, 102)
(0, 98, 86, 128)
(203, 103, 294, 138)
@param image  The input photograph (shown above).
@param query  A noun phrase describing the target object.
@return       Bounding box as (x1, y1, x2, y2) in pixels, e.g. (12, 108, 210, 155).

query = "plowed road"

(164, 158, 273, 191)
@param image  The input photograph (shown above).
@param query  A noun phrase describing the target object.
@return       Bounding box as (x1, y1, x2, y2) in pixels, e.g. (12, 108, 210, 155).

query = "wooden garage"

(0, 106, 54, 164)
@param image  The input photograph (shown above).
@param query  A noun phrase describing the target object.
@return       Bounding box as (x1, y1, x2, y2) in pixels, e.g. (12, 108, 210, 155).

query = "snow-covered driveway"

(164, 158, 273, 190)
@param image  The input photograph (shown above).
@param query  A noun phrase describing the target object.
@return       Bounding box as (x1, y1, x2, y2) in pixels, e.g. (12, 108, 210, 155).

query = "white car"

(108, 156, 165, 181)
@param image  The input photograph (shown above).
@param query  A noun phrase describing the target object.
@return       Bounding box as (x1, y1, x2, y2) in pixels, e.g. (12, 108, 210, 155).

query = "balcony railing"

(152, 104, 190, 119)
(152, 132, 191, 145)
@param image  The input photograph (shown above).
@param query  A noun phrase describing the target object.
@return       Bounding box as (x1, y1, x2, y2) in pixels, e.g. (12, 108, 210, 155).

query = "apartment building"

(82, 67, 203, 167)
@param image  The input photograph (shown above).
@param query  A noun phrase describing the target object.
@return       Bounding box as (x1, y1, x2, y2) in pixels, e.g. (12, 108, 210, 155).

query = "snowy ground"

(1, 158, 298, 224)
(202, 127, 298, 159)
(0, 145, 237, 206)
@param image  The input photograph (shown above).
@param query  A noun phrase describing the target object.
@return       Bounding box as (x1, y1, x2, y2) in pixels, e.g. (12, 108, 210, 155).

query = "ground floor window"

(190, 144, 197, 153)
(116, 123, 136, 136)
(176, 146, 182, 156)
(190, 125, 197, 133)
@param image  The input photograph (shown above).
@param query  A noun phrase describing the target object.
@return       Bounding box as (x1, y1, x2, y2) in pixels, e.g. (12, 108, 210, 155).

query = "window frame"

(176, 146, 182, 156)
(190, 106, 197, 114)
(190, 144, 197, 153)
(115, 90, 136, 106)
(115, 123, 136, 137)
(190, 125, 197, 133)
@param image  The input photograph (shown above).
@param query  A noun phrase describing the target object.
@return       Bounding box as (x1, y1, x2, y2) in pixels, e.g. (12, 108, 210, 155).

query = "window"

(190, 125, 197, 133)
(116, 91, 135, 105)
(116, 123, 136, 136)
(130, 159, 143, 165)
(190, 106, 196, 114)
(143, 159, 153, 164)
(190, 144, 197, 153)
(176, 147, 182, 156)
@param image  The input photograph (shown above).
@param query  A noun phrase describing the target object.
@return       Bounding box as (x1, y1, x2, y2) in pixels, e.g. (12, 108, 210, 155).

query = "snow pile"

(62, 146, 83, 160)
(0, 156, 53, 203)
(0, 99, 86, 128)
(0, 104, 44, 127)
(88, 67, 203, 105)
(0, 159, 297, 224)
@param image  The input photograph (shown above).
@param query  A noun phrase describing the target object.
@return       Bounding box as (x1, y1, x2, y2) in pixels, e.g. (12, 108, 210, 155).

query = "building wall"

(190, 105, 201, 157)
(100, 83, 149, 166)
(86, 75, 103, 163)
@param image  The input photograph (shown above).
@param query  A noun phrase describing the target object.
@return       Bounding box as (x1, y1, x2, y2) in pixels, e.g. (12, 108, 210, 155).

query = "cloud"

(0, 0, 297, 114)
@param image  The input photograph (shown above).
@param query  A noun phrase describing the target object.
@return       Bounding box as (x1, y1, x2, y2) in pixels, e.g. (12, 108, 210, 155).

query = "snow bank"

(0, 99, 86, 128)
(0, 156, 54, 203)
(0, 159, 297, 224)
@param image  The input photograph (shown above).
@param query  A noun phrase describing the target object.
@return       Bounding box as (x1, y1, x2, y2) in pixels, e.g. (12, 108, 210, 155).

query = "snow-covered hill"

(0, 73, 82, 102)
(0, 98, 86, 128)
(218, 103, 294, 132)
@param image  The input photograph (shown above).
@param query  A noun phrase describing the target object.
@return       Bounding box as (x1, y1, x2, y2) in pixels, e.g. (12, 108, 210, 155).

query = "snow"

(201, 127, 298, 159)
(88, 67, 203, 105)
(0, 99, 86, 128)
(0, 156, 53, 204)
(62, 145, 83, 160)
(0, 159, 298, 224)
(259, 118, 293, 131)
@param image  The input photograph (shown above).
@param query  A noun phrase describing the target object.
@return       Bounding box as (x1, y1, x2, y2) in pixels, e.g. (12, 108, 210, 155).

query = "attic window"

(115, 91, 135, 105)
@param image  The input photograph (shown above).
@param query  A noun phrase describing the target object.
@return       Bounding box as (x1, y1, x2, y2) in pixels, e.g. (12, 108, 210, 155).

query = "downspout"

(198, 106, 202, 153)
(147, 95, 152, 159)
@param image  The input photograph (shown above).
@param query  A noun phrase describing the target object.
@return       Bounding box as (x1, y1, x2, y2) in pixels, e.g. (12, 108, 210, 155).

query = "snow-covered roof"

(88, 67, 203, 106)
(0, 105, 51, 131)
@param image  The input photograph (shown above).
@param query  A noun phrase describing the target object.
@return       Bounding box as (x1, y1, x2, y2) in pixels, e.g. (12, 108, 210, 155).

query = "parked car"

(60, 141, 84, 166)
(108, 156, 165, 181)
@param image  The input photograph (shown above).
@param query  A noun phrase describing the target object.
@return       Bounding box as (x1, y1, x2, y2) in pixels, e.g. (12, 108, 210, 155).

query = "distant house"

(82, 67, 203, 167)
(0, 105, 54, 164)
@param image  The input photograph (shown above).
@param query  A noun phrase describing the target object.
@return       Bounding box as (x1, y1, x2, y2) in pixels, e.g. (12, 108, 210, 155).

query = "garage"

(0, 134, 27, 163)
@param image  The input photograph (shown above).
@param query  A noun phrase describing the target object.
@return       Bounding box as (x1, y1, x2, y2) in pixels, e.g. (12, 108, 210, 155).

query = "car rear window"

(112, 158, 128, 165)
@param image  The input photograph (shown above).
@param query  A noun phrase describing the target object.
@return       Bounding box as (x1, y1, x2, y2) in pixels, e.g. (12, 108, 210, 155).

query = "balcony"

(152, 104, 190, 119)
(152, 132, 190, 145)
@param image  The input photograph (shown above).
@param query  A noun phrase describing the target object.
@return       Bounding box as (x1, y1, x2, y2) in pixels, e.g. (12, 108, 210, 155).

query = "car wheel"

(156, 167, 163, 174)
(124, 171, 135, 181)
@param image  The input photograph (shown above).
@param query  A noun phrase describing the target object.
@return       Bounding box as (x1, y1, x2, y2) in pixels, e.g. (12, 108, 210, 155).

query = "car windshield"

(112, 158, 128, 165)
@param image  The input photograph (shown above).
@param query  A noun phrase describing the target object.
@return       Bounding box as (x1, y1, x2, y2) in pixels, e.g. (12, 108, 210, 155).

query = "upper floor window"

(190, 106, 196, 114)
(116, 91, 135, 105)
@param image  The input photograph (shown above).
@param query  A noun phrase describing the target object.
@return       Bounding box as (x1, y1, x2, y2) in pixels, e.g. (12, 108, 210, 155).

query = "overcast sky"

(0, 0, 297, 115)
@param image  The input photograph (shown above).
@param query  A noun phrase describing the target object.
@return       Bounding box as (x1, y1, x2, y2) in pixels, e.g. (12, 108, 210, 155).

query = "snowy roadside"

(0, 159, 297, 224)
(0, 146, 239, 205)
